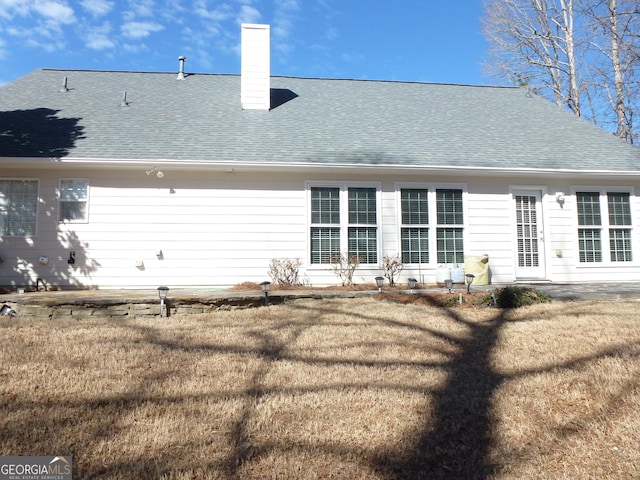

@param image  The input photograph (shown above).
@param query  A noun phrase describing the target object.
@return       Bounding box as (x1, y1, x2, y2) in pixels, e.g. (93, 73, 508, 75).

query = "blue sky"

(0, 1, 490, 86)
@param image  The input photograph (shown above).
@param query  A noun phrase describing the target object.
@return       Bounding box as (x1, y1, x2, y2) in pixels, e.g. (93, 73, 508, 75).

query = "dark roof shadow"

(270, 88, 298, 110)
(0, 108, 84, 157)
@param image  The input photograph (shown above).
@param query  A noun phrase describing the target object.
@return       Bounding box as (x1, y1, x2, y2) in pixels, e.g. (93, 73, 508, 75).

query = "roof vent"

(59, 76, 69, 93)
(177, 56, 186, 80)
(120, 91, 129, 107)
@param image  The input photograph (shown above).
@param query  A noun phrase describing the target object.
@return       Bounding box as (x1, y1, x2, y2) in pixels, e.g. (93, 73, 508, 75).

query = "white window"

(309, 184, 380, 265)
(400, 188, 430, 263)
(59, 179, 89, 222)
(576, 190, 633, 263)
(399, 186, 465, 265)
(0, 179, 38, 237)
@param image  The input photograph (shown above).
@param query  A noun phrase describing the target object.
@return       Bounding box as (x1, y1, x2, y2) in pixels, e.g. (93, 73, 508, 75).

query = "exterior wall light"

(146, 167, 164, 178)
(260, 281, 271, 306)
(157, 286, 169, 316)
(445, 278, 453, 294)
(375, 276, 385, 293)
(408, 277, 418, 293)
(556, 192, 565, 205)
(465, 274, 475, 293)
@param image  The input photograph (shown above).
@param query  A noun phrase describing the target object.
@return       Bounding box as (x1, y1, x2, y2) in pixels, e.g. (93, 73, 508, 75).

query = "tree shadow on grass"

(1, 299, 639, 479)
(373, 308, 506, 479)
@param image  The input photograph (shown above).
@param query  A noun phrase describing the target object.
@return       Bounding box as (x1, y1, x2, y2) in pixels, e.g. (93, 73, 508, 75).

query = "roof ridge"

(39, 68, 513, 89)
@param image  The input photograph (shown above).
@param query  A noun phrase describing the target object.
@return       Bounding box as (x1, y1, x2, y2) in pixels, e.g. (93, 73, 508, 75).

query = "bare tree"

(482, 0, 582, 115)
(483, 0, 640, 143)
(581, 0, 640, 142)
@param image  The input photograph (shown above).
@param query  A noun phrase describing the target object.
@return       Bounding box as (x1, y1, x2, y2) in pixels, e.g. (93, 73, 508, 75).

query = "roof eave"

(2, 157, 640, 179)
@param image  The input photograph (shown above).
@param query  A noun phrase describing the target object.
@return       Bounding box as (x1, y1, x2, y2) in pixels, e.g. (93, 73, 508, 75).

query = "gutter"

(2, 156, 640, 179)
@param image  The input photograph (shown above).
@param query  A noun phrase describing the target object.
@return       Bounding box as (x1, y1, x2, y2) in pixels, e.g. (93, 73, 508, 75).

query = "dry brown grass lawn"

(1, 296, 639, 479)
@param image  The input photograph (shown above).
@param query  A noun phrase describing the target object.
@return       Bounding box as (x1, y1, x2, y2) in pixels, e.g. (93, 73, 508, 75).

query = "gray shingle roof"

(1, 68, 638, 173)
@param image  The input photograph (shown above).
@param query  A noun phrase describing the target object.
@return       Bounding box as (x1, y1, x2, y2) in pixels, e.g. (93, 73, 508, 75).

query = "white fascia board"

(4, 156, 640, 179)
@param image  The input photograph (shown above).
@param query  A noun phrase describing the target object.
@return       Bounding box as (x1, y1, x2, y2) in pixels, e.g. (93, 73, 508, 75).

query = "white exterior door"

(513, 190, 546, 280)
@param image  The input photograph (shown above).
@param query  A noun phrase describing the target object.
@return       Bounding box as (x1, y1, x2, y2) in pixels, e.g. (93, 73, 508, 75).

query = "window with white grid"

(576, 191, 633, 263)
(0, 179, 38, 237)
(348, 187, 378, 264)
(399, 186, 465, 265)
(59, 179, 89, 222)
(400, 188, 429, 264)
(436, 189, 464, 264)
(310, 187, 341, 264)
(309, 184, 379, 265)
(608, 192, 632, 262)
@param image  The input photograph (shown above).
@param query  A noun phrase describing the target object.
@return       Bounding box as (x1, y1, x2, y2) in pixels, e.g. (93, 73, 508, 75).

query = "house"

(1, 24, 639, 290)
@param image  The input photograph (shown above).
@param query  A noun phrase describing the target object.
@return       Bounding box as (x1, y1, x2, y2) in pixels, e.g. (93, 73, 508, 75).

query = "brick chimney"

(241, 23, 270, 110)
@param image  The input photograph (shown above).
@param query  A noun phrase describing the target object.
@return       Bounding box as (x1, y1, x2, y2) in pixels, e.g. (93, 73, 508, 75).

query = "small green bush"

(440, 294, 464, 307)
(483, 286, 551, 308)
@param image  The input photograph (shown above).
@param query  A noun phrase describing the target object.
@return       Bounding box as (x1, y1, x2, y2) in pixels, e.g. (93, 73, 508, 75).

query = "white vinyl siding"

(0, 179, 38, 237)
(59, 179, 89, 222)
(577, 191, 633, 263)
(3, 167, 640, 289)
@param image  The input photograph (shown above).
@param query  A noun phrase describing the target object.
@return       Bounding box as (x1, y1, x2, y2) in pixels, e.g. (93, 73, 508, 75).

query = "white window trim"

(306, 181, 382, 269)
(395, 182, 468, 267)
(571, 186, 637, 266)
(0, 177, 39, 238)
(58, 178, 90, 223)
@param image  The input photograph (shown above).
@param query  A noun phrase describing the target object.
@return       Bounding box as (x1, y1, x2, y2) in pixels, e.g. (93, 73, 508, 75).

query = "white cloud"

(0, 0, 30, 19)
(122, 41, 149, 53)
(33, 0, 75, 24)
(84, 21, 115, 49)
(0, 0, 75, 23)
(273, 0, 300, 56)
(275, 0, 299, 10)
(194, 1, 232, 22)
(325, 26, 338, 40)
(15, 25, 66, 51)
(121, 20, 163, 38)
(0, 1, 74, 52)
(238, 5, 260, 24)
(80, 0, 113, 17)
(125, 0, 154, 18)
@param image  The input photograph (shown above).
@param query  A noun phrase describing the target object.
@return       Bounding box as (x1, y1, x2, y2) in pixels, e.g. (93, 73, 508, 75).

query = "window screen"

(0, 179, 38, 237)
(59, 179, 89, 222)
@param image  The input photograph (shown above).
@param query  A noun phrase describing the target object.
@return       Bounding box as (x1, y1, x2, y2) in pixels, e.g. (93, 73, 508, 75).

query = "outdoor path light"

(445, 278, 453, 294)
(465, 274, 475, 294)
(375, 276, 384, 293)
(1, 304, 17, 317)
(408, 277, 417, 293)
(157, 286, 169, 317)
(260, 281, 271, 306)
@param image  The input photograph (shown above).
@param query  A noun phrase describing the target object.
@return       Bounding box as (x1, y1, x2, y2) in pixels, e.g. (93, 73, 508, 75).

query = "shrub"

(440, 294, 464, 307)
(382, 253, 403, 286)
(481, 286, 551, 308)
(330, 253, 360, 286)
(268, 258, 302, 286)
